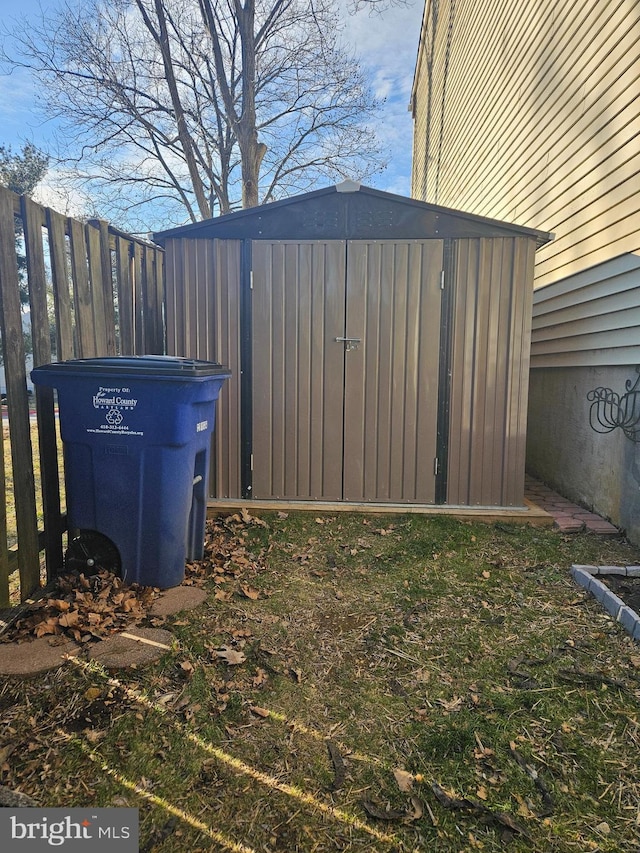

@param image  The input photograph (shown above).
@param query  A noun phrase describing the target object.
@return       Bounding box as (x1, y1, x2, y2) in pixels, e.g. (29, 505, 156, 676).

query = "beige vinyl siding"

(530, 255, 640, 367)
(411, 0, 640, 289)
(164, 237, 242, 499)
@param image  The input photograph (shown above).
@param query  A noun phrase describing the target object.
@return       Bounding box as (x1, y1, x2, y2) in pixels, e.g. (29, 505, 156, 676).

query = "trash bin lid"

(33, 355, 231, 378)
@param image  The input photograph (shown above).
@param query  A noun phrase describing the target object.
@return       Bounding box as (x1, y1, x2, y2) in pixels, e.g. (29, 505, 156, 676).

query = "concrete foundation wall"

(527, 366, 640, 545)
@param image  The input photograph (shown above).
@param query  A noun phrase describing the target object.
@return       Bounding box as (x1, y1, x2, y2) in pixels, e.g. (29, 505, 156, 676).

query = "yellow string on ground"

(256, 708, 384, 766)
(65, 655, 398, 846)
(56, 728, 256, 853)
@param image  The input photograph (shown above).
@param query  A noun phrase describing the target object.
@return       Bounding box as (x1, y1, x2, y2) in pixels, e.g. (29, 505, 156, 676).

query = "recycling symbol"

(106, 408, 124, 426)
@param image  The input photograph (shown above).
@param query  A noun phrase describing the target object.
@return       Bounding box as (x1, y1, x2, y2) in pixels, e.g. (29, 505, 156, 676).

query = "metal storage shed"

(154, 182, 551, 511)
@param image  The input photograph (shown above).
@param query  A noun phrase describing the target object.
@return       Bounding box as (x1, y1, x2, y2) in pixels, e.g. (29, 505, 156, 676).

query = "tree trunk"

(234, 0, 266, 208)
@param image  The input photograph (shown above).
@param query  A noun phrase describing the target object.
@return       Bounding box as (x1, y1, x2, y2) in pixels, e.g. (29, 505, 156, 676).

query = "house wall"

(528, 257, 640, 541)
(412, 0, 640, 541)
(527, 365, 640, 544)
(411, 0, 640, 288)
(530, 255, 640, 369)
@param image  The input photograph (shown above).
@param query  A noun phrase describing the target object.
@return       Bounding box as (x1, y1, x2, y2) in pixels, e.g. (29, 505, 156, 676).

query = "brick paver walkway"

(525, 475, 619, 536)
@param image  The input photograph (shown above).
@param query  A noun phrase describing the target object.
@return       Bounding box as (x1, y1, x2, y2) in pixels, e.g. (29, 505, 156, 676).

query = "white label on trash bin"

(86, 386, 144, 436)
(196, 420, 209, 432)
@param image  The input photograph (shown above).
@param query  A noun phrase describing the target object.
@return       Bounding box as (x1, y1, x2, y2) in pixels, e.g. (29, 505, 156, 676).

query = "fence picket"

(69, 218, 96, 358)
(22, 196, 64, 578)
(0, 188, 40, 601)
(92, 220, 117, 355)
(47, 207, 74, 362)
(0, 188, 165, 614)
(0, 417, 8, 610)
(116, 237, 134, 355)
(86, 222, 109, 356)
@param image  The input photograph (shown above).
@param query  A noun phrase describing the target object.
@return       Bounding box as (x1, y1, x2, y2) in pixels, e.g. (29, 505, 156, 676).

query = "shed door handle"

(335, 336, 361, 351)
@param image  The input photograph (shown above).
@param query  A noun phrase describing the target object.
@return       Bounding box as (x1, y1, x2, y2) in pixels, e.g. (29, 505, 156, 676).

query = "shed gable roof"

(154, 183, 552, 246)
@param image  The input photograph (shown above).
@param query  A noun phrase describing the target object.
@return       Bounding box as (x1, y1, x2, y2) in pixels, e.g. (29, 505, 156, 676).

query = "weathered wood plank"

(68, 217, 96, 358)
(143, 245, 162, 354)
(93, 219, 117, 356)
(46, 207, 74, 361)
(154, 247, 165, 354)
(22, 196, 64, 579)
(0, 401, 8, 608)
(0, 187, 40, 599)
(133, 243, 144, 353)
(115, 237, 134, 355)
(86, 223, 108, 356)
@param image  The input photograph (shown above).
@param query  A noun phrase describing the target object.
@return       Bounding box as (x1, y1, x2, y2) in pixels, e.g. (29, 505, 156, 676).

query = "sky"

(0, 0, 425, 225)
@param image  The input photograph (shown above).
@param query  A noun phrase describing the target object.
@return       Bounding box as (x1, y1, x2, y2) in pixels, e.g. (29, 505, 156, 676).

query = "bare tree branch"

(1, 0, 385, 228)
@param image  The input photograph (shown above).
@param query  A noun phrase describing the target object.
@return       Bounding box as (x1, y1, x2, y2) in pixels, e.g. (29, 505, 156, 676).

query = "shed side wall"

(447, 237, 535, 506)
(164, 237, 242, 499)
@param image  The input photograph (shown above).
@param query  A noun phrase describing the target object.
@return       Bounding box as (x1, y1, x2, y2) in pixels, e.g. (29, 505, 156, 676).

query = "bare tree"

(3, 0, 385, 227)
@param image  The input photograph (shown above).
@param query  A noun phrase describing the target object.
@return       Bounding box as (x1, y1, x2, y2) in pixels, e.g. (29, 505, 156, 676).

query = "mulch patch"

(600, 574, 640, 613)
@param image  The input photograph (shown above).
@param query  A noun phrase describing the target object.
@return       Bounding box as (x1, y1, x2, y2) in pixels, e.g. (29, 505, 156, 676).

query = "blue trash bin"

(32, 356, 231, 588)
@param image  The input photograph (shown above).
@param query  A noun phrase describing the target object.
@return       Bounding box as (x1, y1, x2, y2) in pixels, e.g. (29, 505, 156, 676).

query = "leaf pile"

(1, 513, 269, 645)
(1, 571, 159, 644)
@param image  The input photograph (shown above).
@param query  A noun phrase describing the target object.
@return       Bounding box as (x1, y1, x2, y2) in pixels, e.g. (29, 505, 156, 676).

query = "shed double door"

(251, 239, 444, 502)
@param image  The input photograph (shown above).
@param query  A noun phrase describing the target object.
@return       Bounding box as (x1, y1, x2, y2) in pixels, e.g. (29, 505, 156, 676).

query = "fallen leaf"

(0, 744, 16, 765)
(482, 570, 491, 579)
(180, 660, 195, 676)
(393, 768, 414, 792)
(34, 619, 59, 637)
(476, 786, 488, 800)
(326, 740, 346, 791)
(240, 586, 261, 600)
(361, 799, 406, 821)
(408, 797, 424, 821)
(250, 706, 270, 718)
(84, 729, 106, 744)
(214, 589, 233, 601)
(216, 647, 246, 665)
(253, 668, 268, 687)
(516, 800, 535, 819)
(58, 610, 81, 628)
(84, 687, 101, 701)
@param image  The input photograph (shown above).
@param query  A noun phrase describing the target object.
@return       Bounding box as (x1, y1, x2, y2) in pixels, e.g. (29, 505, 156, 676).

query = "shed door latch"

(335, 336, 361, 352)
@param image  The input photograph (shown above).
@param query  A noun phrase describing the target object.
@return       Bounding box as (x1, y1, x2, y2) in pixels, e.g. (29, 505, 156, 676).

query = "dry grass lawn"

(2, 511, 640, 852)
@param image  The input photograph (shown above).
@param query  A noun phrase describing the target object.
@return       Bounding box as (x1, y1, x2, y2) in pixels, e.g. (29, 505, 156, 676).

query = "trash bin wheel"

(66, 530, 121, 576)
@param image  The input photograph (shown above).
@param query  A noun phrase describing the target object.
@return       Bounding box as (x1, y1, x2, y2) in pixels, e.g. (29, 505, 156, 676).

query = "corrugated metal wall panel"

(411, 0, 640, 290)
(251, 241, 346, 500)
(343, 241, 442, 503)
(447, 238, 532, 506)
(163, 238, 242, 499)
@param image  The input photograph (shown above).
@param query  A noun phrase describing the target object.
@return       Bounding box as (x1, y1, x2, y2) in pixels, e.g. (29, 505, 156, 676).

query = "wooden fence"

(0, 186, 164, 615)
